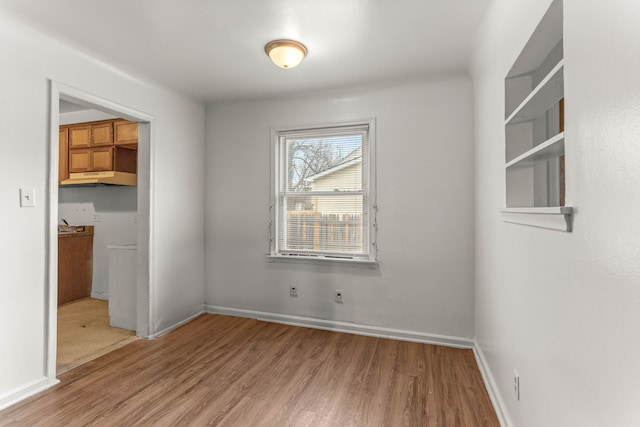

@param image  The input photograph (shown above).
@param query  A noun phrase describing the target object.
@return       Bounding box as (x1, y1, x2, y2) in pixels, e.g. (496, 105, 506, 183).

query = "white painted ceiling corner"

(0, 0, 492, 104)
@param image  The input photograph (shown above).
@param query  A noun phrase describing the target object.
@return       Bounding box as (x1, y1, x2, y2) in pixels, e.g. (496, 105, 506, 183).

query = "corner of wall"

(473, 341, 511, 427)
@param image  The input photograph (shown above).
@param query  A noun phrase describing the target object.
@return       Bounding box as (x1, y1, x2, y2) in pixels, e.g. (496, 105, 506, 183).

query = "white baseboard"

(1, 308, 505, 425)
(204, 305, 473, 349)
(472, 342, 511, 427)
(148, 306, 205, 339)
(0, 308, 205, 411)
(204, 306, 513, 422)
(0, 377, 59, 412)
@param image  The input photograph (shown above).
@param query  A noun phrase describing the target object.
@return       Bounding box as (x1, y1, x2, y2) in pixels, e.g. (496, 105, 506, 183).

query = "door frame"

(46, 81, 155, 383)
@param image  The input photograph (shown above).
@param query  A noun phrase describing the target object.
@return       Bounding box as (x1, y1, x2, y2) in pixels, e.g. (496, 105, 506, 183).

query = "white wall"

(0, 14, 205, 407)
(471, 0, 640, 425)
(58, 186, 137, 299)
(205, 77, 475, 340)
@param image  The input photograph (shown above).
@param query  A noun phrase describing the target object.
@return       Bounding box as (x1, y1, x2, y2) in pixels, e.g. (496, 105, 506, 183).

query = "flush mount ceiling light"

(264, 39, 308, 69)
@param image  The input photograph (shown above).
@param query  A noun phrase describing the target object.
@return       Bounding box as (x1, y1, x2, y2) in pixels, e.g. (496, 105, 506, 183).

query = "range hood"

(60, 171, 137, 186)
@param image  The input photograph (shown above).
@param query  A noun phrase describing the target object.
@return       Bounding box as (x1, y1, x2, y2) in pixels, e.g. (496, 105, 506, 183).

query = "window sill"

(501, 206, 573, 232)
(267, 254, 379, 268)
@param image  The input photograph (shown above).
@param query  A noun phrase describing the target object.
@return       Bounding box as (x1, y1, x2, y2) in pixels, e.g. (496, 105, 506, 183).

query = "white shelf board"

(506, 60, 564, 125)
(506, 133, 564, 168)
(501, 206, 573, 232)
(501, 206, 572, 215)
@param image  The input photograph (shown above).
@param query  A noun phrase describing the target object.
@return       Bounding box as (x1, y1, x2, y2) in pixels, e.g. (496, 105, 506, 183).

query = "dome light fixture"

(264, 39, 308, 69)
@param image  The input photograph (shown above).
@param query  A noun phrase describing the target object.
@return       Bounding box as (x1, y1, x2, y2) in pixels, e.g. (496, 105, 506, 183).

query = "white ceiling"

(1, 0, 492, 104)
(59, 100, 90, 113)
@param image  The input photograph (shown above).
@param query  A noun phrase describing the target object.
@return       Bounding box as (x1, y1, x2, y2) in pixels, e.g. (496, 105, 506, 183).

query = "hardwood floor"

(0, 314, 499, 426)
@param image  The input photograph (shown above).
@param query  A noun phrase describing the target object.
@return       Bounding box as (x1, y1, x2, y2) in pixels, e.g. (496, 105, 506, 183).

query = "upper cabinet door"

(69, 125, 91, 149)
(114, 120, 138, 146)
(69, 148, 92, 172)
(91, 147, 114, 171)
(91, 121, 114, 146)
(59, 127, 69, 183)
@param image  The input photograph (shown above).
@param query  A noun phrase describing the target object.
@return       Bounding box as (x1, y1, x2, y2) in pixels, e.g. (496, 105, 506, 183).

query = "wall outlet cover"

(19, 188, 35, 207)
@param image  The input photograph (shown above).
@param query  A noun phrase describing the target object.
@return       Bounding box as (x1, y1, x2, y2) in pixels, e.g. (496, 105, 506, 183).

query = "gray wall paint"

(0, 14, 205, 405)
(472, 0, 640, 425)
(205, 76, 476, 339)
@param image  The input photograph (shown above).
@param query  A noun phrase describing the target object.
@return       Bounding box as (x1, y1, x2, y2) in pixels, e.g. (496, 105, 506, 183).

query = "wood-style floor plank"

(0, 314, 499, 426)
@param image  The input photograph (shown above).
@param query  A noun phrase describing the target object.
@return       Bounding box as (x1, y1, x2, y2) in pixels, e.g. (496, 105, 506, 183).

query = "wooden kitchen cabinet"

(58, 226, 94, 306)
(69, 147, 114, 172)
(69, 146, 137, 173)
(59, 126, 69, 183)
(91, 121, 114, 146)
(68, 120, 114, 148)
(69, 148, 92, 172)
(114, 146, 137, 173)
(114, 119, 138, 147)
(91, 147, 114, 171)
(69, 124, 91, 149)
(61, 119, 138, 185)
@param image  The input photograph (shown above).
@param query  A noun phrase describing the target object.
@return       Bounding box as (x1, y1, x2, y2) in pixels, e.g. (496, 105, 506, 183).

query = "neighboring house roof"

(305, 147, 361, 183)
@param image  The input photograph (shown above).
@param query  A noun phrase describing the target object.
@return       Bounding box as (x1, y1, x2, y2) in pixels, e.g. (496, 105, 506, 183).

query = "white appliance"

(108, 244, 137, 331)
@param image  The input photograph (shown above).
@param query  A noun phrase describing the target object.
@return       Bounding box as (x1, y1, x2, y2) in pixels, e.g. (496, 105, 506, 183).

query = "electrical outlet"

(513, 370, 520, 401)
(93, 213, 101, 222)
(335, 290, 343, 303)
(289, 286, 297, 297)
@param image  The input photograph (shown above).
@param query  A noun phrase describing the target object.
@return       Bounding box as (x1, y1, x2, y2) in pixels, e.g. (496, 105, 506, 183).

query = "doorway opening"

(46, 81, 154, 383)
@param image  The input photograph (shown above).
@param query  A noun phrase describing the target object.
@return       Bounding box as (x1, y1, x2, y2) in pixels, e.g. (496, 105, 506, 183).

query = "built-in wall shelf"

(503, 0, 571, 231)
(506, 133, 564, 169)
(501, 206, 572, 215)
(501, 206, 573, 232)
(505, 61, 564, 126)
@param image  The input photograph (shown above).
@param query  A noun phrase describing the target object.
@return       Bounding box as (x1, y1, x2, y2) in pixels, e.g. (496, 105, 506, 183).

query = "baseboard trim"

(148, 307, 205, 339)
(472, 342, 511, 427)
(204, 305, 473, 349)
(0, 377, 59, 412)
(1, 308, 505, 423)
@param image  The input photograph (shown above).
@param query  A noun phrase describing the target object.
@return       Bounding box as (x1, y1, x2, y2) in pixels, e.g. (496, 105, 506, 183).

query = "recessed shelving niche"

(502, 0, 572, 231)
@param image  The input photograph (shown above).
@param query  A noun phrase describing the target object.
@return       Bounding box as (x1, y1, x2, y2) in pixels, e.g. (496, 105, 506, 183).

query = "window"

(270, 121, 377, 263)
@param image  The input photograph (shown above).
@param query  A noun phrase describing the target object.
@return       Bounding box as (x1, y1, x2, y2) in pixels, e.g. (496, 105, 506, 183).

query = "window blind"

(275, 124, 370, 258)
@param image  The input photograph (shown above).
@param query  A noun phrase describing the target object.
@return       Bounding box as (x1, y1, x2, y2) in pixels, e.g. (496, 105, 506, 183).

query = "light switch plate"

(20, 188, 35, 207)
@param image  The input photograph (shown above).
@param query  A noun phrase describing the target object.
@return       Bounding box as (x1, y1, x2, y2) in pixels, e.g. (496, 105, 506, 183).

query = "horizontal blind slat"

(276, 124, 369, 257)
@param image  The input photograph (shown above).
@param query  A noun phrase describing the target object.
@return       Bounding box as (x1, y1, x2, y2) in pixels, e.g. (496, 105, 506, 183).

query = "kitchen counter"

(58, 225, 94, 305)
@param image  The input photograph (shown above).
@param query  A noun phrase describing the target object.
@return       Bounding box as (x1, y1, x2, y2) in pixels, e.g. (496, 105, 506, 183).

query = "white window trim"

(268, 119, 378, 266)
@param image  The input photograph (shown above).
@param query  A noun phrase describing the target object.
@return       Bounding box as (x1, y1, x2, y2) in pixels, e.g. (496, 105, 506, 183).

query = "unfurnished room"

(0, 1, 639, 426)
